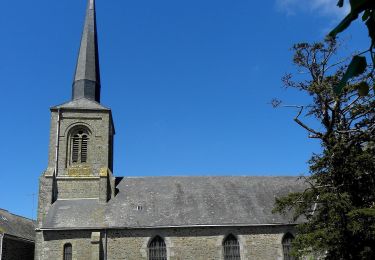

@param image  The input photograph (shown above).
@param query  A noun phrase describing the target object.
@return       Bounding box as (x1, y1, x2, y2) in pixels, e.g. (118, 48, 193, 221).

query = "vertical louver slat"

(72, 135, 80, 163)
(81, 135, 88, 163)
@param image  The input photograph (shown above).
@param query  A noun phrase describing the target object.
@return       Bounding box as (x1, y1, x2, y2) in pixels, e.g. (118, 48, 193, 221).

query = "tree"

(272, 39, 375, 259)
(329, 0, 375, 95)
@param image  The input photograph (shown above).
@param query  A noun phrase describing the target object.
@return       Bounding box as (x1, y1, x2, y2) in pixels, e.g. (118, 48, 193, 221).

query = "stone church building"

(35, 0, 305, 259)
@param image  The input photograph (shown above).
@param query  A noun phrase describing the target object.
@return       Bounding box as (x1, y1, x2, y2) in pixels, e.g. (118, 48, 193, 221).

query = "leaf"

(362, 10, 371, 21)
(329, 0, 369, 37)
(349, 0, 368, 13)
(334, 56, 367, 94)
(329, 13, 358, 38)
(337, 0, 344, 8)
(358, 82, 370, 96)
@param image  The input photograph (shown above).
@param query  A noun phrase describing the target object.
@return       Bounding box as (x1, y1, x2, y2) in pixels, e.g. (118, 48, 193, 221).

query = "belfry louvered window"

(63, 243, 72, 260)
(282, 233, 295, 260)
(148, 236, 167, 260)
(70, 129, 89, 164)
(223, 234, 241, 260)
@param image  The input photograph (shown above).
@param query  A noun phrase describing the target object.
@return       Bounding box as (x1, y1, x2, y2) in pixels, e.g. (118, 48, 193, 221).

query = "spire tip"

(72, 0, 101, 102)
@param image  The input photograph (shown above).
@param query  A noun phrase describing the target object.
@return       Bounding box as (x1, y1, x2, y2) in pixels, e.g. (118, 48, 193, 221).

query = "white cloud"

(276, 0, 350, 20)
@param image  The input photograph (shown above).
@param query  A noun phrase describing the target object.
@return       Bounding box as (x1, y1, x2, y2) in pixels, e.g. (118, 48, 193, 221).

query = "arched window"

(282, 233, 295, 260)
(69, 127, 90, 165)
(223, 234, 241, 260)
(63, 243, 72, 260)
(148, 236, 167, 260)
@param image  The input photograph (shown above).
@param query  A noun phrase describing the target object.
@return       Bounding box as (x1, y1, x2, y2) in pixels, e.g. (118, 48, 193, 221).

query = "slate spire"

(72, 0, 101, 102)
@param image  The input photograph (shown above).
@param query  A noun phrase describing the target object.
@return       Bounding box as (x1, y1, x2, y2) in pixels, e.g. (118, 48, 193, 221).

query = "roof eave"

(39, 222, 297, 231)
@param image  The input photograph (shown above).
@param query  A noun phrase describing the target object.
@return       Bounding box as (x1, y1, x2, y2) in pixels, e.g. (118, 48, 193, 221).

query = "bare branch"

(292, 106, 324, 138)
(324, 57, 350, 72)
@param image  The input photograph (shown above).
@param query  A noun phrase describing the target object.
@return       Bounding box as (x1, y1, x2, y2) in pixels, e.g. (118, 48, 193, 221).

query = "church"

(35, 1, 306, 259)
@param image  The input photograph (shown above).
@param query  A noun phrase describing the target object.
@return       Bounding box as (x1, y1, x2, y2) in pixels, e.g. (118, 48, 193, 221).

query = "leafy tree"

(272, 39, 375, 259)
(329, 0, 375, 94)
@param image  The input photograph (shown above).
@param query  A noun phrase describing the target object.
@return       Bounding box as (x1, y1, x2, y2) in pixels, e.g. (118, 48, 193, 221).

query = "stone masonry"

(37, 225, 295, 260)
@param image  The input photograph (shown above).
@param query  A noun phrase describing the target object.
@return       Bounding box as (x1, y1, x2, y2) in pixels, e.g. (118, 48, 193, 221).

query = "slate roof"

(51, 98, 110, 111)
(0, 209, 35, 241)
(43, 176, 306, 230)
(72, 0, 101, 102)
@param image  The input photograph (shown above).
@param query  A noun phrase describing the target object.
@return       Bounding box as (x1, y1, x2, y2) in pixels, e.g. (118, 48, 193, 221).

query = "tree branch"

(285, 105, 324, 138)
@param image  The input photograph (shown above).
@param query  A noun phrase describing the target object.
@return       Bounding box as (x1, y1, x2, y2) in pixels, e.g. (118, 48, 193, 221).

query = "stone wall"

(48, 109, 113, 177)
(36, 225, 295, 260)
(2, 236, 34, 260)
(56, 177, 101, 199)
(36, 230, 99, 260)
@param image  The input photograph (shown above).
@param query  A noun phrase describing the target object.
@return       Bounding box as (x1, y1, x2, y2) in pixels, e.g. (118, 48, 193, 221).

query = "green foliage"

(329, 0, 374, 40)
(329, 0, 375, 95)
(335, 55, 367, 94)
(358, 82, 370, 96)
(274, 40, 375, 259)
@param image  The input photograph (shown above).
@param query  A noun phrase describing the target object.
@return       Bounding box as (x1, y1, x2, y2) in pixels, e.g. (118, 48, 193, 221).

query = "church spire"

(72, 0, 101, 102)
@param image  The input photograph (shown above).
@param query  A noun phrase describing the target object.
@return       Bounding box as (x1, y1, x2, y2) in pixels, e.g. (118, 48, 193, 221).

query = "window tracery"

(68, 126, 90, 165)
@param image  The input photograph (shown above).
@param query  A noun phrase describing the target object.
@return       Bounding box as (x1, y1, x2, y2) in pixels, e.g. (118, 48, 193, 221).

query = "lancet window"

(282, 233, 295, 260)
(63, 243, 72, 260)
(223, 234, 241, 260)
(68, 126, 90, 165)
(148, 236, 167, 260)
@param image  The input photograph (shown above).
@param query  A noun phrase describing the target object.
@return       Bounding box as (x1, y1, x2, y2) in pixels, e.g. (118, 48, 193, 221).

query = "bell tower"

(36, 0, 115, 231)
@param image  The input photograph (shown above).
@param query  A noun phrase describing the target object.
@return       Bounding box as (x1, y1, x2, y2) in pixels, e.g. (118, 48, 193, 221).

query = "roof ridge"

(51, 97, 110, 110)
(0, 209, 35, 222)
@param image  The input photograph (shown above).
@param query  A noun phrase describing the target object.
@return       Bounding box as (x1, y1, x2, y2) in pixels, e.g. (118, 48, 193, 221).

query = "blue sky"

(0, 0, 369, 219)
